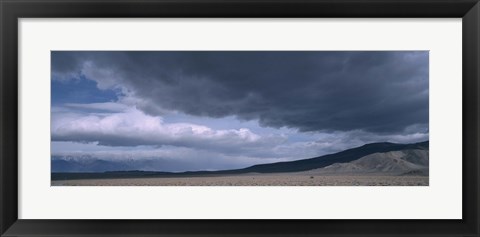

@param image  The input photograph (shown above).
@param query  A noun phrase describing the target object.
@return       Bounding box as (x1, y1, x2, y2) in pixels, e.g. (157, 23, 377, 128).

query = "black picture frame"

(1, 0, 479, 236)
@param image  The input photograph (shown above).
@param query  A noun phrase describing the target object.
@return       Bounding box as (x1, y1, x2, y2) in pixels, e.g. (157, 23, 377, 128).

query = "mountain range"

(52, 141, 428, 180)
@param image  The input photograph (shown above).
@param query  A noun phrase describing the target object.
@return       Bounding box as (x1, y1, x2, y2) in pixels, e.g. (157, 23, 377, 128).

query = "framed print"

(49, 50, 430, 187)
(1, 0, 479, 236)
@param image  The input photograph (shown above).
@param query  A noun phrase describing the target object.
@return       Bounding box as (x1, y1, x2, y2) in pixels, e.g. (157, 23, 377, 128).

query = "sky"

(51, 51, 429, 172)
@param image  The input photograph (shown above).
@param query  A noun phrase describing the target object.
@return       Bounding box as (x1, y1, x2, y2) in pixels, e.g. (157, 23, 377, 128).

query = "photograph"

(50, 51, 429, 186)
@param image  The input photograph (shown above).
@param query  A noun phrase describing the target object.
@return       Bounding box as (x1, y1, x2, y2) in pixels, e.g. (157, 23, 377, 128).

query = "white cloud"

(52, 107, 286, 155)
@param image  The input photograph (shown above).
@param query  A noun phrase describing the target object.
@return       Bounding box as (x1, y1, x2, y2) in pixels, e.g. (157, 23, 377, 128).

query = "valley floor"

(51, 173, 428, 186)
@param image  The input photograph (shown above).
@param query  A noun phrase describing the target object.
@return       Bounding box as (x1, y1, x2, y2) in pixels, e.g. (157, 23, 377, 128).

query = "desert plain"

(51, 172, 428, 186)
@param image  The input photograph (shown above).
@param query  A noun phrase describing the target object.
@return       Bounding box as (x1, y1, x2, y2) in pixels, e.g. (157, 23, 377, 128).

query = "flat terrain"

(51, 173, 428, 186)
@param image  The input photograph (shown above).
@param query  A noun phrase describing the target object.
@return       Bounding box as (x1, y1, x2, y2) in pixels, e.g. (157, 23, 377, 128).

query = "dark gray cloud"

(51, 51, 428, 134)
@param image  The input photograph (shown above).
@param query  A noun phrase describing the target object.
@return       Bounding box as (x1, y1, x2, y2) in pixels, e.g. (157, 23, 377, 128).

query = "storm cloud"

(51, 51, 429, 171)
(51, 51, 429, 134)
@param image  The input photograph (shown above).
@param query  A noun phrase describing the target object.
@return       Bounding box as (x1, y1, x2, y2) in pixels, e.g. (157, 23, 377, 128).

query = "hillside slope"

(233, 141, 428, 174)
(303, 149, 428, 176)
